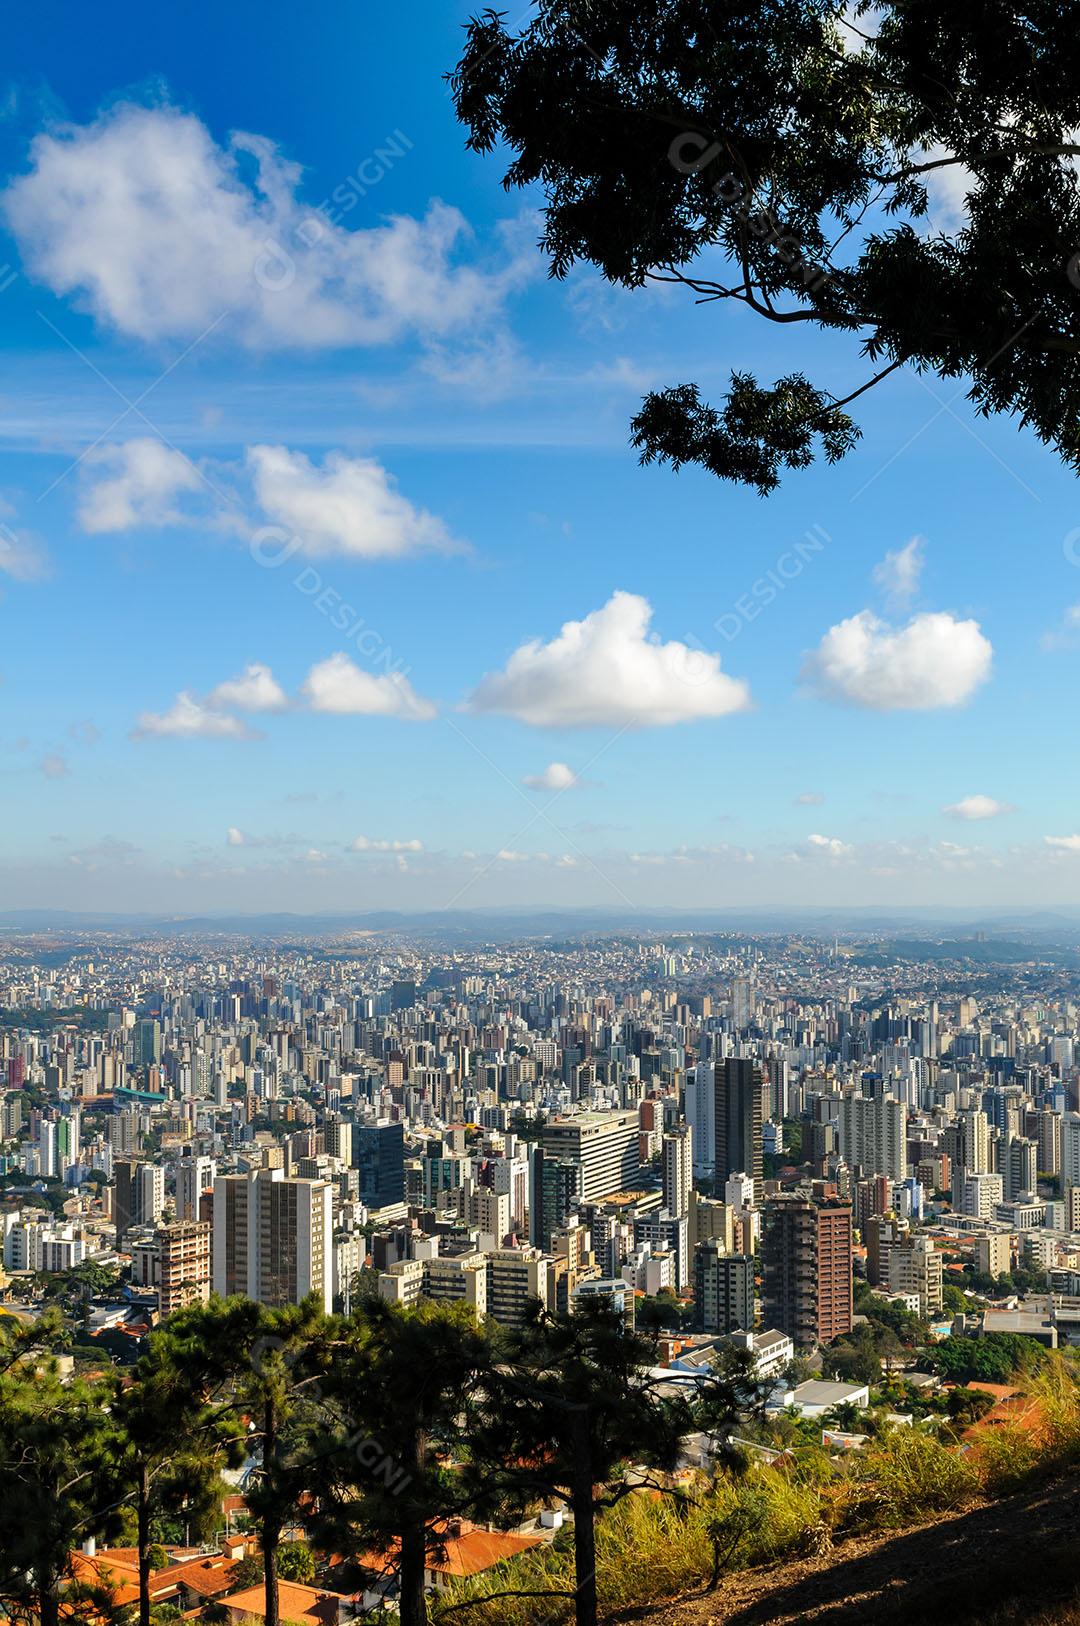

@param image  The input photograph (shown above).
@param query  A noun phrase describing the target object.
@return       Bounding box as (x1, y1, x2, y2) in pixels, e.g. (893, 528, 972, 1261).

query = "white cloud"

(39, 753, 67, 779)
(0, 517, 48, 580)
(3, 102, 531, 349)
(943, 794, 1014, 821)
(795, 791, 824, 806)
(247, 445, 455, 560)
(872, 535, 924, 607)
(523, 762, 579, 791)
(301, 652, 436, 720)
(1040, 603, 1080, 651)
(78, 438, 203, 533)
(468, 591, 751, 728)
(133, 692, 253, 740)
(919, 145, 974, 231)
(803, 609, 992, 710)
(226, 826, 247, 846)
(630, 843, 755, 866)
(351, 835, 424, 852)
(1046, 835, 1080, 853)
(807, 832, 855, 859)
(208, 662, 287, 712)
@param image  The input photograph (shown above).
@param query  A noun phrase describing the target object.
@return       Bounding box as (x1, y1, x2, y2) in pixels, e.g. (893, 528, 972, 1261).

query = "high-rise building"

(838, 1094, 907, 1181)
(134, 1018, 162, 1068)
(528, 1143, 582, 1251)
(731, 974, 756, 1030)
(353, 1120, 405, 1210)
(693, 1241, 753, 1334)
(887, 1234, 943, 1318)
(176, 1155, 215, 1222)
(713, 1060, 764, 1188)
(662, 1124, 693, 1219)
(684, 1062, 716, 1177)
(974, 1232, 1012, 1279)
(761, 1195, 853, 1348)
(158, 1220, 212, 1317)
(114, 1158, 136, 1245)
(541, 1111, 641, 1203)
(487, 1247, 550, 1328)
(114, 1158, 164, 1245)
(212, 1169, 332, 1311)
(1061, 1114, 1080, 1189)
(1004, 1135, 1038, 1202)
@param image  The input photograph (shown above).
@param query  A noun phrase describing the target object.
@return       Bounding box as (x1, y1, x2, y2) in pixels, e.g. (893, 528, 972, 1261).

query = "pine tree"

(0, 1315, 123, 1626)
(112, 1306, 246, 1626)
(306, 1299, 494, 1626)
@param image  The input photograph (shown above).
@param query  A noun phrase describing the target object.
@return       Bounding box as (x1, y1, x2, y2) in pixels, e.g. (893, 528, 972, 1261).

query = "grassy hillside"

(435, 1361, 1080, 1625)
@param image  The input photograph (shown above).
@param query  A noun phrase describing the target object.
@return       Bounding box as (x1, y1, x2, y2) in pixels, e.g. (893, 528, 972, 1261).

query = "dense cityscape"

(5, 921, 1080, 1620)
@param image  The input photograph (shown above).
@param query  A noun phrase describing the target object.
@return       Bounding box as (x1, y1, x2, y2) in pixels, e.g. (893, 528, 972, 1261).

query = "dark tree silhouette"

(451, 1, 1080, 493)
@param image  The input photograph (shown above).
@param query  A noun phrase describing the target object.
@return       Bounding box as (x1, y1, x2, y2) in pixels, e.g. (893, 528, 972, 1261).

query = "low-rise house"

(767, 1379, 871, 1417)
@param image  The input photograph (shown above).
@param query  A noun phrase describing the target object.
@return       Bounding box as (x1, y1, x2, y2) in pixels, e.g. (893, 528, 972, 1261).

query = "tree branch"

(434, 1586, 579, 1619)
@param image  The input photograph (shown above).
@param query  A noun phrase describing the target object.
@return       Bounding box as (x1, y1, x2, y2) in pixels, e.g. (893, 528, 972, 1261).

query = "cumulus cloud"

(39, 753, 68, 779)
(468, 591, 751, 728)
(351, 835, 424, 852)
(1046, 835, 1080, 853)
(943, 794, 1014, 821)
(78, 438, 203, 533)
(247, 445, 455, 560)
(795, 791, 824, 806)
(207, 662, 287, 713)
(76, 436, 459, 569)
(803, 609, 992, 710)
(136, 655, 434, 739)
(132, 692, 253, 740)
(872, 535, 925, 607)
(3, 103, 532, 349)
(301, 652, 436, 720)
(807, 833, 855, 859)
(522, 762, 579, 791)
(226, 826, 247, 847)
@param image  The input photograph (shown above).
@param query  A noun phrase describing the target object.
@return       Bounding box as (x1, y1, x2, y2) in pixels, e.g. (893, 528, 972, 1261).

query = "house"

(71, 1545, 245, 1615)
(353, 1520, 548, 1614)
(727, 1328, 795, 1379)
(980, 1305, 1058, 1348)
(210, 1581, 347, 1624)
(767, 1379, 871, 1417)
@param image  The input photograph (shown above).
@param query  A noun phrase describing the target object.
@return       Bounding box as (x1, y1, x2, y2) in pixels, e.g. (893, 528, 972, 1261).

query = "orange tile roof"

(71, 1548, 243, 1607)
(357, 1520, 546, 1581)
(212, 1581, 343, 1623)
(962, 1394, 1047, 1445)
(156, 1555, 243, 1598)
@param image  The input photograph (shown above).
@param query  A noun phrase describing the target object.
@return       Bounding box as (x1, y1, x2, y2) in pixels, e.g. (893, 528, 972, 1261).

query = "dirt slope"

(624, 1469, 1080, 1626)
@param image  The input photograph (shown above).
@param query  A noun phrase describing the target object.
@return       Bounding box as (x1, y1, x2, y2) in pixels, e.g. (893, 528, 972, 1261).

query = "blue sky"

(0, 0, 1077, 914)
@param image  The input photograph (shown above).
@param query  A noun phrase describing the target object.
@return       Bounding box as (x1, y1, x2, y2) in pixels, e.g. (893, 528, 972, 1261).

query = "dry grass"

(435, 1355, 1080, 1626)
